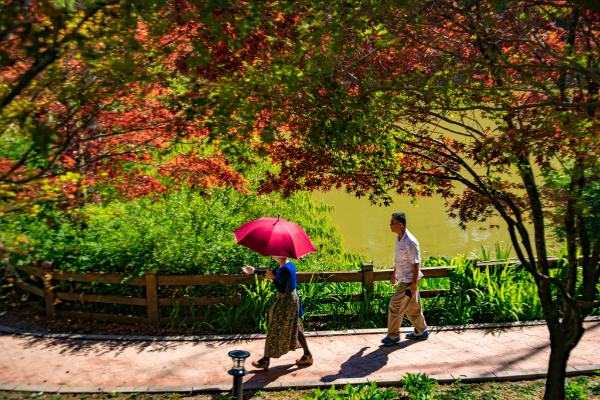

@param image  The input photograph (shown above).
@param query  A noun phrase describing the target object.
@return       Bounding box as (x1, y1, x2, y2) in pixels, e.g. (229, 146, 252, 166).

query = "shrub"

(0, 187, 365, 277)
(400, 373, 437, 400)
(304, 382, 397, 400)
(565, 378, 588, 400)
(423, 254, 545, 325)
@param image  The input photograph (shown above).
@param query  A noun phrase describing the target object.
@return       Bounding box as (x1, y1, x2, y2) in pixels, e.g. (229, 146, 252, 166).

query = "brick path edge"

(2, 316, 599, 342)
(1, 364, 600, 394)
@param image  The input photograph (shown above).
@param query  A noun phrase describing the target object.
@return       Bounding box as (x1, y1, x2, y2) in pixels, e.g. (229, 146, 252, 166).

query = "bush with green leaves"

(565, 377, 589, 400)
(0, 173, 372, 332)
(593, 371, 600, 395)
(400, 373, 437, 400)
(0, 187, 365, 277)
(303, 382, 397, 400)
(424, 255, 545, 325)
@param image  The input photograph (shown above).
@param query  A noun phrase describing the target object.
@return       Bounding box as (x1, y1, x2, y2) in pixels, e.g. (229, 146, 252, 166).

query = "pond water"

(313, 190, 523, 269)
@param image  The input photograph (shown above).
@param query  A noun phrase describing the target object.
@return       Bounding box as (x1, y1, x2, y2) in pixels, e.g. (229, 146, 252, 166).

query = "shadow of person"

(243, 361, 312, 389)
(244, 340, 420, 389)
(321, 341, 418, 382)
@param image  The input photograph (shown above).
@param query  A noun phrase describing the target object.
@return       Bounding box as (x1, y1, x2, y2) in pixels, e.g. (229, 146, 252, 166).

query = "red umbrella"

(233, 217, 316, 259)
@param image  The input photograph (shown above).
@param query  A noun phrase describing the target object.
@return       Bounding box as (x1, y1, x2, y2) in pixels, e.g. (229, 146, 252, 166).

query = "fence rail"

(9, 256, 568, 325)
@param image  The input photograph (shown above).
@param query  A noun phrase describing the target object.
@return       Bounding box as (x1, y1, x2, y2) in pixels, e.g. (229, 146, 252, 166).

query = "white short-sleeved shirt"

(395, 229, 423, 283)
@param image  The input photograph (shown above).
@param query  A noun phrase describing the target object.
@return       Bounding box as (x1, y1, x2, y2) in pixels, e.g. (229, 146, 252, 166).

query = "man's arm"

(391, 266, 398, 286)
(409, 262, 420, 293)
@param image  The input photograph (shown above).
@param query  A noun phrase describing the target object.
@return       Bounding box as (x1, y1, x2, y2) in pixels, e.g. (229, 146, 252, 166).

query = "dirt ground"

(0, 291, 207, 336)
(0, 291, 327, 336)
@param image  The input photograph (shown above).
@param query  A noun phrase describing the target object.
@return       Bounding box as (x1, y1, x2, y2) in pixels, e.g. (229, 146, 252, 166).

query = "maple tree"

(225, 1, 600, 399)
(0, 0, 292, 214)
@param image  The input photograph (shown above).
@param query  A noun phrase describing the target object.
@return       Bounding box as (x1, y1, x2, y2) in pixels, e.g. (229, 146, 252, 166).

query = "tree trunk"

(544, 337, 569, 400)
(544, 320, 583, 400)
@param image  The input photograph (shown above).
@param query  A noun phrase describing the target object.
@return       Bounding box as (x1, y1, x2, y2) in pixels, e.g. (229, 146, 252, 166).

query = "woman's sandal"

(296, 354, 313, 366)
(251, 358, 270, 369)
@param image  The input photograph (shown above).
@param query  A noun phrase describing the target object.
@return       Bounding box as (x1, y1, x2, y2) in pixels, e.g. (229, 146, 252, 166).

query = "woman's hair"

(392, 212, 406, 227)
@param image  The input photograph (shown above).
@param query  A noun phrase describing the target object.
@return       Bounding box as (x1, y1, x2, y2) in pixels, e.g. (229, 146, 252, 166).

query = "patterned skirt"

(264, 290, 303, 358)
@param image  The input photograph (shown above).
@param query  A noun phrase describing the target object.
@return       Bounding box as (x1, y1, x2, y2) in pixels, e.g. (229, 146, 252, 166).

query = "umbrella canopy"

(233, 217, 316, 259)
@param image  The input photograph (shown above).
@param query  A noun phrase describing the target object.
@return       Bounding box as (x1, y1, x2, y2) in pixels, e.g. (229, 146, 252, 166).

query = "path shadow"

(433, 319, 600, 338)
(424, 320, 600, 371)
(321, 341, 418, 382)
(15, 336, 193, 357)
(13, 334, 261, 357)
(243, 361, 310, 387)
(243, 341, 420, 388)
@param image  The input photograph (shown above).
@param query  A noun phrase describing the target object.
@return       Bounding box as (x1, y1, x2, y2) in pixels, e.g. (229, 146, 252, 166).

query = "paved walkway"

(1, 321, 600, 392)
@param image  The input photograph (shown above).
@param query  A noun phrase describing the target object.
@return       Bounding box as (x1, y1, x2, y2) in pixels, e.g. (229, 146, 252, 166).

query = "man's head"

(390, 212, 406, 235)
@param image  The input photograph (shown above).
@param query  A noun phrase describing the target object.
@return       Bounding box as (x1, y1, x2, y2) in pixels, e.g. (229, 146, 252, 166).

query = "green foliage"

(1, 188, 365, 277)
(424, 253, 545, 326)
(544, 167, 600, 243)
(293, 242, 552, 331)
(241, 276, 277, 332)
(0, 167, 370, 333)
(4, 181, 589, 333)
(592, 373, 600, 395)
(565, 378, 588, 400)
(298, 281, 385, 329)
(303, 382, 396, 400)
(400, 373, 437, 400)
(167, 243, 578, 332)
(479, 242, 514, 262)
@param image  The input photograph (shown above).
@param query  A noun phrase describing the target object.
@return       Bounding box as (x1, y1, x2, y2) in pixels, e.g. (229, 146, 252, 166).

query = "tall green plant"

(241, 276, 276, 332)
(400, 373, 437, 400)
(304, 382, 396, 400)
(424, 253, 544, 325)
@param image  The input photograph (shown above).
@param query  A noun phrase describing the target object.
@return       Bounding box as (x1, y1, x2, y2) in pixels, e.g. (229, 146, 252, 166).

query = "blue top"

(274, 261, 303, 318)
(274, 261, 297, 292)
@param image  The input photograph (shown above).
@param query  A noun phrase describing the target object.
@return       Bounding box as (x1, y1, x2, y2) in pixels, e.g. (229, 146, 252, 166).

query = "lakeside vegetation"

(1, 172, 598, 334)
(0, 187, 365, 276)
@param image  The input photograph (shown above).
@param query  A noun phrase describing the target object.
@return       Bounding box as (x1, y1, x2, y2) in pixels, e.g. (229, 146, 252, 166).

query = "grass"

(1, 375, 599, 399)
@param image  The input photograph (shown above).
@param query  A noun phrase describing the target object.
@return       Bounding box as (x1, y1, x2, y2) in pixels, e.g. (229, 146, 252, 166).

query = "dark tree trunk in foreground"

(544, 321, 584, 400)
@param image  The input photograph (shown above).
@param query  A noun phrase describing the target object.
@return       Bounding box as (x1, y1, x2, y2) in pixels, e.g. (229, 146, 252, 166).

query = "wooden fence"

(9, 257, 567, 325)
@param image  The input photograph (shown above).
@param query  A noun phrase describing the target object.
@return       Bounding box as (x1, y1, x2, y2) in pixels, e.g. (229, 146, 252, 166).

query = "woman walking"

(242, 256, 313, 369)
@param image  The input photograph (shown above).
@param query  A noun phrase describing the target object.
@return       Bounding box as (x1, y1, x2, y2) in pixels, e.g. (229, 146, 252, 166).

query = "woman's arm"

(272, 267, 291, 292)
(242, 265, 267, 275)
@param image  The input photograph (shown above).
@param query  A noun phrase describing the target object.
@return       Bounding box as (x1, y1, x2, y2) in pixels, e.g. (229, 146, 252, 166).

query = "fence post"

(361, 262, 374, 297)
(41, 261, 56, 320)
(467, 257, 479, 270)
(146, 270, 159, 325)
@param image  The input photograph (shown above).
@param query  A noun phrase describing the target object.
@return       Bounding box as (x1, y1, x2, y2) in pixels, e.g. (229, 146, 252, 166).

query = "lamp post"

(228, 350, 250, 400)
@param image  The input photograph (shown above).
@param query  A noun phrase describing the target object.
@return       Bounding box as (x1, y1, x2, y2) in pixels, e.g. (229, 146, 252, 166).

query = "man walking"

(381, 212, 429, 345)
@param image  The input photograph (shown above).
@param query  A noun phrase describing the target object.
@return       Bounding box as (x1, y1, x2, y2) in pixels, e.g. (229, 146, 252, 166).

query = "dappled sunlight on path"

(1, 322, 599, 387)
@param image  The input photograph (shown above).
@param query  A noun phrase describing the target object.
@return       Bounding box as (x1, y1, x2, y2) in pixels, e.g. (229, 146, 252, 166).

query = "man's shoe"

(406, 331, 429, 340)
(381, 336, 400, 345)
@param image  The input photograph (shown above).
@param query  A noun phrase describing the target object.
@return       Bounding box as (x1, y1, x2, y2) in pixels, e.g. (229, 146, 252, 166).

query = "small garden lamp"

(228, 350, 250, 399)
